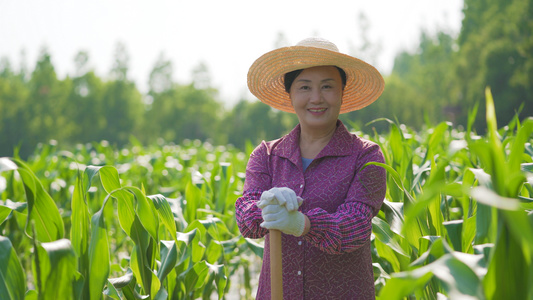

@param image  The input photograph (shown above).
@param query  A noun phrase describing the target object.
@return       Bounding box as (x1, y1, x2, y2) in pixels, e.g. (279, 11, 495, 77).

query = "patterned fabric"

(235, 120, 387, 299)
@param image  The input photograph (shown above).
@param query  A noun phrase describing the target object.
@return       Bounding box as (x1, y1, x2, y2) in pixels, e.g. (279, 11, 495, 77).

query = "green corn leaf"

(130, 259, 158, 298)
(159, 240, 178, 283)
(174, 230, 198, 276)
(428, 122, 450, 156)
(150, 194, 177, 242)
(443, 220, 463, 251)
(70, 170, 90, 257)
(0, 157, 18, 173)
(88, 199, 110, 300)
(468, 168, 492, 188)
(465, 102, 479, 143)
(180, 261, 210, 295)
(432, 253, 485, 299)
(0, 200, 27, 226)
(244, 237, 264, 258)
(129, 245, 142, 294)
(461, 168, 477, 220)
(470, 187, 521, 211)
(377, 268, 433, 300)
(213, 162, 231, 214)
(37, 239, 78, 299)
(373, 262, 391, 281)
(402, 183, 462, 245)
(24, 290, 38, 300)
(509, 118, 533, 174)
(128, 217, 154, 295)
(176, 228, 198, 246)
(206, 240, 224, 264)
(206, 262, 227, 300)
(374, 237, 402, 273)
(199, 217, 231, 241)
(411, 160, 431, 191)
(185, 181, 201, 222)
(149, 269, 161, 299)
(475, 202, 494, 245)
(412, 237, 449, 267)
(389, 122, 405, 166)
(128, 187, 159, 240)
(185, 221, 208, 263)
(0, 236, 25, 300)
(502, 209, 533, 263)
(103, 279, 122, 300)
(70, 170, 91, 298)
(380, 252, 485, 300)
(176, 229, 198, 266)
(372, 217, 409, 257)
(98, 166, 135, 237)
(83, 166, 103, 194)
(381, 200, 404, 236)
(107, 269, 134, 290)
(363, 162, 415, 204)
(484, 225, 528, 300)
(522, 163, 533, 174)
(484, 88, 507, 197)
(9, 158, 64, 242)
(153, 288, 168, 300)
(462, 216, 476, 254)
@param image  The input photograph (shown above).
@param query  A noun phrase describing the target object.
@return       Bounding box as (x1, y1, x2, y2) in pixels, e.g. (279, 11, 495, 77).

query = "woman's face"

(289, 66, 343, 131)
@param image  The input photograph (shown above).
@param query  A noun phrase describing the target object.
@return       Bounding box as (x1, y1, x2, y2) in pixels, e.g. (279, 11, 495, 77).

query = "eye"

(299, 85, 310, 91)
(322, 84, 332, 89)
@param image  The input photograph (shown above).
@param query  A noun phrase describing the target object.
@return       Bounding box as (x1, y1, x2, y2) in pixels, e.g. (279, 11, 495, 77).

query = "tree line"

(1, 0, 531, 158)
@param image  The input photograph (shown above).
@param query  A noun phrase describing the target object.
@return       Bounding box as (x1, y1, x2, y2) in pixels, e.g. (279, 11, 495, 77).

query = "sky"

(0, 0, 464, 107)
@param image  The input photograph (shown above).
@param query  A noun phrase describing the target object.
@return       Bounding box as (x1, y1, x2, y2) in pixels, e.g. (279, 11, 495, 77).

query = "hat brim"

(247, 45, 385, 114)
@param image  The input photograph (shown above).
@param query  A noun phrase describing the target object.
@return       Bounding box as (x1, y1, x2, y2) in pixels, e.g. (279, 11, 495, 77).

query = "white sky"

(0, 0, 464, 107)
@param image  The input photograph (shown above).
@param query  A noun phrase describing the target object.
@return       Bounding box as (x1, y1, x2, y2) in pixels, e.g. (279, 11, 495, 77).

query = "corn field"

(1, 89, 532, 299)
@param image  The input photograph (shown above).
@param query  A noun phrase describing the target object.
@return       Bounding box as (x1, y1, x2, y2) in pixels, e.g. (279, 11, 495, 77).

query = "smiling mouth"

(308, 108, 327, 113)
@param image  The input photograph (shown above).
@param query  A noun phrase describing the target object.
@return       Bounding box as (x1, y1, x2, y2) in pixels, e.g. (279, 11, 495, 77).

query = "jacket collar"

(271, 120, 354, 165)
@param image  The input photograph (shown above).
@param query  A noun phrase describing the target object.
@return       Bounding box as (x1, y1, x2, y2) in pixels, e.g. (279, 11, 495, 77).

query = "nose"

(309, 88, 322, 104)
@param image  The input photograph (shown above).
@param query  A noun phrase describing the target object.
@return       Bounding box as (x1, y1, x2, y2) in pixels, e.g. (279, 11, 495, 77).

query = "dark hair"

(283, 66, 347, 93)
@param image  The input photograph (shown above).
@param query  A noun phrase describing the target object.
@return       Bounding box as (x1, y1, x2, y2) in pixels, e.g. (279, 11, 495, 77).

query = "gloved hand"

(260, 204, 306, 237)
(257, 187, 302, 211)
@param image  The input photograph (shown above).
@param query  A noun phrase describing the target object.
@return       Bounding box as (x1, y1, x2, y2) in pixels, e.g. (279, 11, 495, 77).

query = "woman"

(235, 37, 387, 299)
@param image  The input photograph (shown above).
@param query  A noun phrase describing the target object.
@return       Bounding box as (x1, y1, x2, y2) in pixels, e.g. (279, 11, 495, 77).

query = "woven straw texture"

(247, 39, 385, 114)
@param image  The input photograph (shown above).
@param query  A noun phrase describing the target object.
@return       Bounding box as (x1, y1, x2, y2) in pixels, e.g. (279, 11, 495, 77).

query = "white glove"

(260, 204, 306, 237)
(257, 187, 302, 211)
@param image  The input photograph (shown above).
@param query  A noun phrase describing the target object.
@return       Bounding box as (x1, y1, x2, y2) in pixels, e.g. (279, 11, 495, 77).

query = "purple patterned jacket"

(235, 120, 387, 299)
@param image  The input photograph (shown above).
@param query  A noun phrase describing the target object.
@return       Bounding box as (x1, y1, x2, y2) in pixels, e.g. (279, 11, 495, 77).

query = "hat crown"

(296, 37, 339, 53)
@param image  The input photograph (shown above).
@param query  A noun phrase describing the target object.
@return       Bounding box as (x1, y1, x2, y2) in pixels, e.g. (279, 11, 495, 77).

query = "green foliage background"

(1, 89, 532, 299)
(1, 0, 531, 158)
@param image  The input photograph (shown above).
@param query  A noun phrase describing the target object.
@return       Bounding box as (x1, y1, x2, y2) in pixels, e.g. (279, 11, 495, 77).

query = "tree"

(101, 43, 144, 146)
(344, 30, 456, 131)
(222, 99, 297, 149)
(0, 60, 30, 157)
(67, 51, 107, 143)
(24, 49, 73, 154)
(349, 12, 382, 66)
(148, 52, 173, 94)
(453, 0, 532, 129)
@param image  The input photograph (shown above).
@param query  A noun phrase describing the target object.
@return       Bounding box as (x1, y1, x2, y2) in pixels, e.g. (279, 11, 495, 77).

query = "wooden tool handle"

(270, 229, 283, 300)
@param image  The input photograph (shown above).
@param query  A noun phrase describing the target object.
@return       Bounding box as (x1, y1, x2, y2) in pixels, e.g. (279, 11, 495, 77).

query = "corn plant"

(371, 88, 533, 299)
(0, 141, 260, 299)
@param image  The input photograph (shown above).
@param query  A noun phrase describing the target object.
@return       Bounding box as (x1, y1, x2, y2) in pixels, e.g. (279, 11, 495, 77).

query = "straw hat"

(247, 37, 385, 114)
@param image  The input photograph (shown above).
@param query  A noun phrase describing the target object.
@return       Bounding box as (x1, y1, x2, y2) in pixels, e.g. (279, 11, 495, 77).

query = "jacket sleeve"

(235, 142, 272, 239)
(303, 142, 387, 254)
